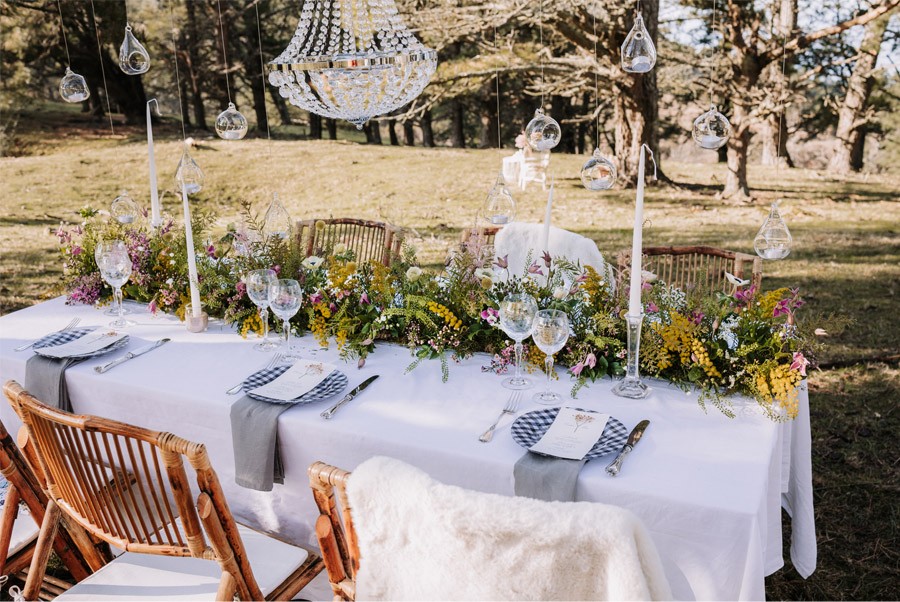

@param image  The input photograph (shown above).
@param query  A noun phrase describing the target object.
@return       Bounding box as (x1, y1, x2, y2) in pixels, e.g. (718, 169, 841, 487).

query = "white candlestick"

(628, 147, 647, 317)
(147, 100, 161, 227)
(542, 182, 554, 252)
(182, 184, 202, 318)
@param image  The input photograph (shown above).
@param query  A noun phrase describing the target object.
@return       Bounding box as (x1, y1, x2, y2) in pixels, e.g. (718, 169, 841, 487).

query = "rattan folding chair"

(616, 245, 763, 293)
(0, 417, 105, 599)
(308, 462, 357, 602)
(296, 219, 404, 266)
(4, 381, 323, 601)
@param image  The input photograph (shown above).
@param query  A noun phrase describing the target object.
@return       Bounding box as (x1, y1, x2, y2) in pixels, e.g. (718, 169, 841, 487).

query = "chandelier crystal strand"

(268, 0, 437, 129)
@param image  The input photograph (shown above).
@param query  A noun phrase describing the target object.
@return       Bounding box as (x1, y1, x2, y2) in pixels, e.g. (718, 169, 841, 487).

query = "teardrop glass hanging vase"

(215, 102, 249, 140)
(262, 193, 292, 240)
(483, 172, 516, 225)
(525, 108, 561, 152)
(111, 191, 139, 224)
(692, 104, 732, 150)
(174, 145, 204, 194)
(621, 14, 657, 73)
(754, 201, 792, 260)
(59, 67, 90, 103)
(119, 25, 150, 75)
(581, 149, 618, 191)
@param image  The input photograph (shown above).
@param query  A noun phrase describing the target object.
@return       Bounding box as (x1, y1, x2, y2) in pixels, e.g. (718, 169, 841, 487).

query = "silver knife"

(605, 420, 650, 477)
(320, 375, 379, 419)
(94, 338, 171, 374)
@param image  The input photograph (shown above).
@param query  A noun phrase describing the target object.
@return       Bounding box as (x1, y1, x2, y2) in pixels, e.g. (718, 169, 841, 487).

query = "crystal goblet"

(531, 309, 570, 404)
(499, 294, 538, 390)
(269, 279, 303, 361)
(247, 269, 279, 351)
(95, 240, 136, 328)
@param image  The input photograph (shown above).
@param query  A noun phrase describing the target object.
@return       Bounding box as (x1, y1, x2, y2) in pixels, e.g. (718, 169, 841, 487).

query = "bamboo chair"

(616, 246, 763, 293)
(0, 417, 106, 600)
(4, 381, 323, 601)
(296, 219, 404, 266)
(458, 225, 501, 250)
(308, 462, 357, 602)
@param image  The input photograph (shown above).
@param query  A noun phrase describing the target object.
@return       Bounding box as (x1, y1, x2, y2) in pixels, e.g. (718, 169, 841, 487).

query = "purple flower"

(272, 265, 281, 275)
(585, 352, 597, 369)
(71, 246, 83, 256)
(309, 292, 323, 305)
(236, 282, 246, 297)
(494, 255, 509, 269)
(360, 292, 370, 305)
(528, 261, 544, 276)
(571, 362, 585, 377)
(646, 302, 659, 313)
(480, 307, 499, 324)
(734, 285, 757, 306)
(790, 352, 809, 376)
(148, 299, 158, 315)
(773, 299, 791, 318)
(206, 244, 217, 259)
(542, 251, 552, 268)
(690, 309, 704, 325)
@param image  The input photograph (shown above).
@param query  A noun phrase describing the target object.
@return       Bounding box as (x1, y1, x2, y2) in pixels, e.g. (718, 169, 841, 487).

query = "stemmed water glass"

(246, 269, 279, 352)
(531, 309, 570, 404)
(269, 279, 303, 362)
(499, 294, 538, 390)
(95, 240, 135, 328)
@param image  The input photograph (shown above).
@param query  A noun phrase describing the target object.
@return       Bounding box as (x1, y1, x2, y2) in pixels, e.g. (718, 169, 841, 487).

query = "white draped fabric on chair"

(494, 222, 616, 288)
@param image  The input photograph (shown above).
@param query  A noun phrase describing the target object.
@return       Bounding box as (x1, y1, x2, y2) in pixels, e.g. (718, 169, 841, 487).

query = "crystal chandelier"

(267, 0, 437, 129)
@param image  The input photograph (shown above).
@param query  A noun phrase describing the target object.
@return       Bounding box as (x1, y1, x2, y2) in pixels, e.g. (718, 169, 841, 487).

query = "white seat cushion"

(57, 521, 308, 601)
(7, 507, 38, 557)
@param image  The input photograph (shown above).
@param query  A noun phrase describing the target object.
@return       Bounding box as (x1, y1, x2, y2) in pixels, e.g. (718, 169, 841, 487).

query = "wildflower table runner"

(0, 297, 815, 601)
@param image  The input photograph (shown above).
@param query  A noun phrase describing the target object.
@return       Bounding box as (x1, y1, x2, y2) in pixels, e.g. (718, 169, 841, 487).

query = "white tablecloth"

(0, 298, 816, 600)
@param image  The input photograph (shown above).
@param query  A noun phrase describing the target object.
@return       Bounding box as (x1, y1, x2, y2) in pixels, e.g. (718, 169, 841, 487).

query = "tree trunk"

(449, 99, 466, 148)
(724, 97, 752, 200)
(760, 0, 797, 168)
(178, 62, 192, 128)
(478, 79, 498, 149)
(243, 8, 267, 135)
(388, 119, 400, 145)
(309, 113, 322, 139)
(828, 11, 889, 175)
(326, 119, 337, 140)
(269, 86, 292, 125)
(371, 122, 383, 144)
(185, 0, 207, 129)
(759, 112, 793, 167)
(421, 109, 435, 147)
(612, 0, 660, 182)
(403, 120, 415, 145)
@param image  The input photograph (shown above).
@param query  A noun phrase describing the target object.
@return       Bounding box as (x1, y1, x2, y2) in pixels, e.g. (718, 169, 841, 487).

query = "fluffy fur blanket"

(347, 457, 671, 601)
(494, 222, 616, 289)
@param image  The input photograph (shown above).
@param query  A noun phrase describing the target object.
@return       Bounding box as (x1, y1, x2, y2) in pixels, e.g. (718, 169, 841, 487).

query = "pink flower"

(570, 362, 585, 377)
(148, 299, 158, 315)
(646, 302, 659, 313)
(642, 281, 653, 291)
(71, 246, 83, 256)
(360, 292, 370, 305)
(515, 132, 527, 149)
(236, 282, 246, 297)
(309, 292, 323, 304)
(480, 307, 499, 324)
(528, 261, 543, 275)
(272, 265, 281, 275)
(585, 353, 596, 369)
(790, 352, 810, 377)
(734, 285, 757, 305)
(494, 255, 509, 270)
(542, 251, 552, 268)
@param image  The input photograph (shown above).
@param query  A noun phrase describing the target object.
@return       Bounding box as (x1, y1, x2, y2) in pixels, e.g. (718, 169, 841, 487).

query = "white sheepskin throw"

(347, 457, 671, 601)
(494, 222, 615, 289)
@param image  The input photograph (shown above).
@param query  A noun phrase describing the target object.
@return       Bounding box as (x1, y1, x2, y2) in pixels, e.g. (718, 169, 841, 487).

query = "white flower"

(724, 271, 750, 287)
(332, 242, 347, 255)
(406, 266, 423, 282)
(166, 278, 174, 285)
(169, 260, 175, 266)
(641, 270, 657, 282)
(552, 286, 568, 300)
(302, 256, 324, 270)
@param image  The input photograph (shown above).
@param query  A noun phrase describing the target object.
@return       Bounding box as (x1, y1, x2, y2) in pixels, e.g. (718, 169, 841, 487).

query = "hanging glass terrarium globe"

(525, 108, 561, 152)
(483, 173, 516, 225)
(692, 104, 732, 150)
(111, 192, 139, 224)
(262, 193, 292, 240)
(119, 25, 150, 75)
(59, 68, 90, 103)
(580, 149, 618, 190)
(174, 145, 204, 194)
(267, 0, 437, 129)
(215, 102, 249, 140)
(754, 201, 792, 260)
(621, 13, 657, 73)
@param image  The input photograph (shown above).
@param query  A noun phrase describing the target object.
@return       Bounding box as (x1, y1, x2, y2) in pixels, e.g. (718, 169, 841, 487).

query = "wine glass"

(269, 279, 303, 361)
(246, 269, 279, 351)
(531, 309, 570, 404)
(95, 240, 135, 328)
(499, 294, 538, 390)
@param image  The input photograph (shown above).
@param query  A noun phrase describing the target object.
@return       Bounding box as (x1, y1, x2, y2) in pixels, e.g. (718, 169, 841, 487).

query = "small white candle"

(542, 182, 554, 252)
(147, 100, 161, 227)
(628, 147, 647, 317)
(181, 184, 202, 318)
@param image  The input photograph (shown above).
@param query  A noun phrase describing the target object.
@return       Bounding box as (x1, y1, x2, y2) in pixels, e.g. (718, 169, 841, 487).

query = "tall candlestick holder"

(613, 313, 651, 399)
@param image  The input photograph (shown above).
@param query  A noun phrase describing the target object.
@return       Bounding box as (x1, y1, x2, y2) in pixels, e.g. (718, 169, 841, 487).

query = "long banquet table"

(0, 297, 816, 600)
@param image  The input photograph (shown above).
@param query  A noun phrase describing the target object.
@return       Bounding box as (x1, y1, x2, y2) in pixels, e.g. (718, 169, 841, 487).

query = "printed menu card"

(37, 330, 127, 358)
(249, 360, 335, 402)
(529, 407, 610, 460)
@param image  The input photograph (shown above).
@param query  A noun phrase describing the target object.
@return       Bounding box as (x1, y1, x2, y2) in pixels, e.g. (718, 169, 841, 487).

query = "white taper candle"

(147, 100, 161, 226)
(542, 182, 554, 252)
(628, 146, 647, 317)
(182, 184, 202, 318)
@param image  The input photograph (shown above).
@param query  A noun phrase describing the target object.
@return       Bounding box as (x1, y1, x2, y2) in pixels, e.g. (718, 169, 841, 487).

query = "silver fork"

(479, 392, 521, 443)
(14, 317, 81, 352)
(226, 352, 283, 394)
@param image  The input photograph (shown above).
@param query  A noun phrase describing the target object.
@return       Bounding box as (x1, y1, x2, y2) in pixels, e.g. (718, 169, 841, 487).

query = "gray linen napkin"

(513, 452, 588, 501)
(24, 355, 80, 413)
(230, 396, 291, 491)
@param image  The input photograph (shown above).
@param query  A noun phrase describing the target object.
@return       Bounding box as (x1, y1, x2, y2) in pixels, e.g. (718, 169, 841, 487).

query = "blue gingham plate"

(242, 366, 348, 405)
(510, 407, 629, 461)
(32, 327, 130, 360)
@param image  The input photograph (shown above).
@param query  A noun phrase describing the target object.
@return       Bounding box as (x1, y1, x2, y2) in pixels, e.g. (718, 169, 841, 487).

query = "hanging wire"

(592, 4, 600, 148)
(708, 0, 718, 106)
(55, 0, 71, 66)
(255, 1, 273, 158)
(88, 0, 115, 134)
(538, 0, 545, 107)
(494, 23, 501, 150)
(215, 0, 233, 104)
(775, 7, 790, 169)
(169, 6, 187, 142)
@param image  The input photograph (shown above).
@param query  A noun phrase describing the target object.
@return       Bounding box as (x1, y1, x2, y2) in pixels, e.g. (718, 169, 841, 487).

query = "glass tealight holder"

(59, 68, 90, 103)
(483, 173, 516, 225)
(754, 201, 793, 260)
(525, 108, 561, 152)
(692, 105, 732, 150)
(621, 14, 657, 73)
(175, 145, 204, 194)
(581, 149, 618, 190)
(119, 25, 150, 75)
(262, 193, 292, 240)
(111, 192, 139, 224)
(215, 102, 249, 140)
(184, 303, 208, 333)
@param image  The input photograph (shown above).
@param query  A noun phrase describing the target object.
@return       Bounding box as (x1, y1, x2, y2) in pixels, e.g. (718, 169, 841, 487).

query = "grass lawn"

(1, 107, 898, 599)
